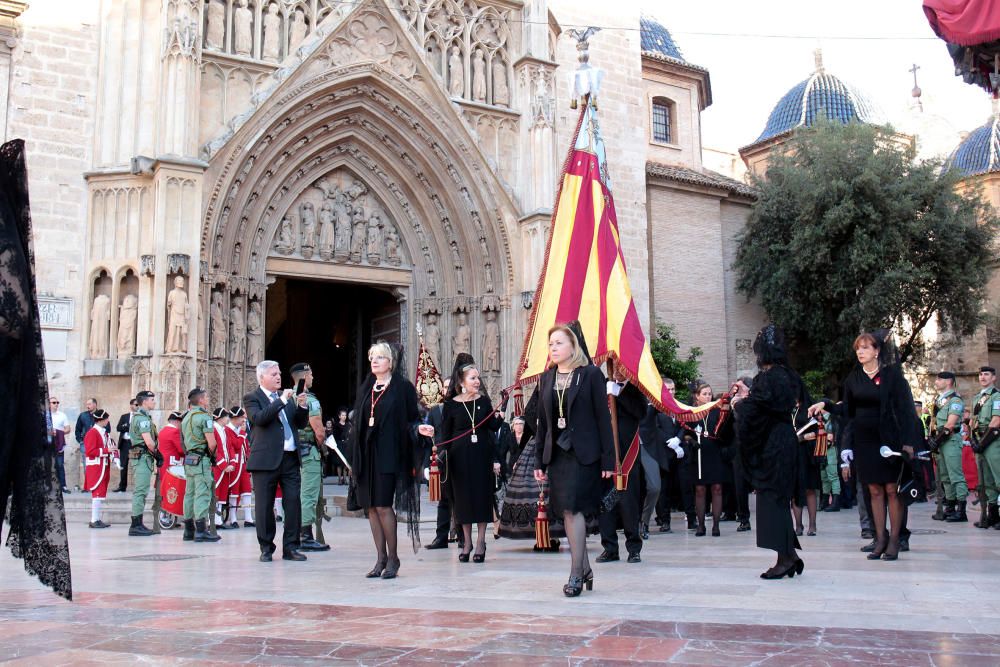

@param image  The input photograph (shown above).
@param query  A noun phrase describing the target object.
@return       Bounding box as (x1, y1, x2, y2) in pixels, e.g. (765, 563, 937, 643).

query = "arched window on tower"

(651, 96, 676, 145)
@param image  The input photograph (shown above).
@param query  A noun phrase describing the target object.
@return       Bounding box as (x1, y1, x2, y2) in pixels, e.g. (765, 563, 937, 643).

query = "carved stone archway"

(199, 3, 522, 405)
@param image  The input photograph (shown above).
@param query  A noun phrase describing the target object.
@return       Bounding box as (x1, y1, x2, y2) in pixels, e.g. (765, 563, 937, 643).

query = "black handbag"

(346, 479, 361, 512)
(896, 459, 919, 507)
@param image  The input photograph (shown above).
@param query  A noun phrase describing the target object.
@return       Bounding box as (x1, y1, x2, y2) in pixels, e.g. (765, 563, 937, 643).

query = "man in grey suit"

(244, 360, 309, 562)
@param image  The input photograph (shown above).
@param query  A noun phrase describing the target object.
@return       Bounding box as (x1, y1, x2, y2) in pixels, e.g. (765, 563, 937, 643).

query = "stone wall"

(7, 0, 102, 487)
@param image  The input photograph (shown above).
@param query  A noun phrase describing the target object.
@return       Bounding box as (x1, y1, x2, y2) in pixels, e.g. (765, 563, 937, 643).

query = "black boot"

(933, 500, 952, 521)
(183, 519, 195, 541)
(299, 526, 330, 552)
(194, 519, 222, 542)
(128, 515, 153, 537)
(989, 503, 1000, 529)
(946, 501, 968, 523)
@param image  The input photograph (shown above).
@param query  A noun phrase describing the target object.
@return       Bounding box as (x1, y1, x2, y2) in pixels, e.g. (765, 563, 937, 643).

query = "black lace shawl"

(0, 139, 72, 599)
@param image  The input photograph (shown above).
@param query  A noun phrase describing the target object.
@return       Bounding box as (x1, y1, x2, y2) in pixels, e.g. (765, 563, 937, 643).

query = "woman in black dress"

(809, 331, 919, 561)
(792, 390, 822, 537)
(533, 324, 614, 597)
(682, 382, 733, 537)
(441, 360, 502, 563)
(348, 342, 434, 579)
(734, 325, 804, 579)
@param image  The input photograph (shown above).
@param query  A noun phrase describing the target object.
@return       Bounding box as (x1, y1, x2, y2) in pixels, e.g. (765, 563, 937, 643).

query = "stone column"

(159, 0, 202, 157)
(0, 2, 27, 141)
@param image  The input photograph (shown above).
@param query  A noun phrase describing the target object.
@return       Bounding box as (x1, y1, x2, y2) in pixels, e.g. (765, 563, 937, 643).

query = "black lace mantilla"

(0, 139, 72, 600)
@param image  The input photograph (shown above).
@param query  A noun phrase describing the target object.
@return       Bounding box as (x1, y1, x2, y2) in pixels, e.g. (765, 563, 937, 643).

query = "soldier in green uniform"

(291, 362, 330, 552)
(181, 387, 222, 543)
(932, 371, 968, 523)
(128, 390, 158, 536)
(971, 366, 1000, 529)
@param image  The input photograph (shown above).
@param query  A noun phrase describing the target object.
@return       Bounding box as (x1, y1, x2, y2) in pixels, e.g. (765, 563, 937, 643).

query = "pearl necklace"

(863, 363, 879, 377)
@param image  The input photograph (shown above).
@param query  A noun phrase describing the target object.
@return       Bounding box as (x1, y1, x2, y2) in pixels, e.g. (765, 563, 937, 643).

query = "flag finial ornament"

(566, 26, 604, 109)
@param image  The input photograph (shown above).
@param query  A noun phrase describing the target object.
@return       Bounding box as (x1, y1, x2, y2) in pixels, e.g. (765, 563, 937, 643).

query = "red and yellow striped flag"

(516, 98, 714, 421)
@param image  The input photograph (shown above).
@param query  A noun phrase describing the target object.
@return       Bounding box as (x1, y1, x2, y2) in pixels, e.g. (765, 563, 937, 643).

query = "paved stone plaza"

(3, 491, 1000, 665)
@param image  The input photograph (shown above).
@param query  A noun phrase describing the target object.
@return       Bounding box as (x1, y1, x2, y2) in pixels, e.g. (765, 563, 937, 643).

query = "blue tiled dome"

(945, 116, 1000, 177)
(752, 69, 886, 145)
(640, 14, 684, 61)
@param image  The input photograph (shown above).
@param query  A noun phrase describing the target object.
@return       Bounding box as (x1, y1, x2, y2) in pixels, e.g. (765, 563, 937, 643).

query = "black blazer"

(244, 387, 308, 472)
(822, 362, 921, 452)
(534, 364, 615, 471)
(116, 413, 132, 445)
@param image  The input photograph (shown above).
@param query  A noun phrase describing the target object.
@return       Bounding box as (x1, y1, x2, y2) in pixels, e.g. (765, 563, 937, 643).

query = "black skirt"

(854, 411, 903, 485)
(793, 442, 823, 505)
(370, 472, 396, 508)
(548, 445, 602, 517)
(694, 437, 731, 485)
(498, 437, 567, 540)
(756, 489, 801, 554)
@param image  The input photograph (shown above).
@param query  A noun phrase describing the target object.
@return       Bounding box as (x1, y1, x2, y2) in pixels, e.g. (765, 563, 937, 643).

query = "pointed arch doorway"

(264, 271, 404, 415)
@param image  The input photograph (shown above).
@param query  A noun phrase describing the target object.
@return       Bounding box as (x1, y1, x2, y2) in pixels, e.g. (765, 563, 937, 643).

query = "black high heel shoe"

(712, 523, 721, 537)
(472, 546, 486, 563)
(760, 562, 796, 580)
(366, 559, 387, 578)
(794, 558, 805, 575)
(563, 575, 585, 597)
(458, 548, 471, 563)
(881, 538, 900, 561)
(381, 558, 400, 579)
(866, 536, 888, 560)
(582, 568, 594, 591)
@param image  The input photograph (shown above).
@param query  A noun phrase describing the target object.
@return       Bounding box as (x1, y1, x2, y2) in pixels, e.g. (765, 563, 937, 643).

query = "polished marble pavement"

(3, 492, 1000, 665)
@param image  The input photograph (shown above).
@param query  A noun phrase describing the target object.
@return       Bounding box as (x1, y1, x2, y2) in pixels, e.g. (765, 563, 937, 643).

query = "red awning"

(924, 0, 1000, 46)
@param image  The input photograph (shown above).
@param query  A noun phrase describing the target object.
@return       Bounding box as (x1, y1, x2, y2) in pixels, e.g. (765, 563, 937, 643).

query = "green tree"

(649, 322, 701, 401)
(735, 119, 998, 381)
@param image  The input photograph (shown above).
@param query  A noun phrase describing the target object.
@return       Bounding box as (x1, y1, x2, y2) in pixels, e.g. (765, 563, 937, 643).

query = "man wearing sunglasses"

(49, 398, 71, 494)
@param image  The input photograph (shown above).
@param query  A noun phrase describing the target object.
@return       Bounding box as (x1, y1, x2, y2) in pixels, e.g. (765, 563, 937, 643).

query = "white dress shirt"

(260, 385, 295, 451)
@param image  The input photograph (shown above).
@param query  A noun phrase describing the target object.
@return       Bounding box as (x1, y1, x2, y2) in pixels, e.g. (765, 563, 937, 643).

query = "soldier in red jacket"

(159, 411, 186, 471)
(212, 408, 236, 528)
(84, 409, 114, 528)
(227, 406, 254, 528)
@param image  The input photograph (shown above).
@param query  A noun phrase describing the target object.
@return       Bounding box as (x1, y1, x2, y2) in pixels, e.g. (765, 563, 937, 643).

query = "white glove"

(841, 449, 854, 464)
(667, 437, 683, 459)
(423, 467, 430, 480)
(606, 381, 623, 396)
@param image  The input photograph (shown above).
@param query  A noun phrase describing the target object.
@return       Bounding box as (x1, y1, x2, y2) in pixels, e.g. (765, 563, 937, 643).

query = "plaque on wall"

(37, 296, 74, 330)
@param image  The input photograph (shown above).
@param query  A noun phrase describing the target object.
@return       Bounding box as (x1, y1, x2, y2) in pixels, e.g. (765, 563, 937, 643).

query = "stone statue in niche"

(448, 46, 463, 97)
(288, 7, 307, 51)
(165, 276, 190, 354)
(349, 205, 366, 264)
(318, 202, 335, 260)
(247, 300, 263, 364)
(88, 293, 111, 358)
(482, 310, 500, 373)
(234, 0, 253, 57)
(262, 2, 281, 61)
(233, 242, 243, 271)
(484, 262, 495, 294)
(452, 312, 471, 358)
(205, 0, 225, 51)
(424, 313, 441, 366)
(209, 291, 227, 359)
(332, 194, 352, 262)
(213, 234, 223, 267)
(492, 57, 509, 106)
(116, 293, 138, 358)
(366, 213, 383, 265)
(229, 301, 245, 364)
(385, 227, 402, 266)
(275, 215, 295, 254)
(300, 202, 317, 259)
(472, 48, 487, 102)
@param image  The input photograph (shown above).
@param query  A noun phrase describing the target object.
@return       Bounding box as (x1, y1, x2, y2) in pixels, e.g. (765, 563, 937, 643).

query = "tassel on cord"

(428, 444, 441, 503)
(814, 417, 828, 458)
(535, 488, 551, 549)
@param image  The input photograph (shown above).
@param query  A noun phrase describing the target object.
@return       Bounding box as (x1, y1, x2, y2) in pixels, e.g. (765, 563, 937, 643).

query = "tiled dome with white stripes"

(946, 115, 1000, 177)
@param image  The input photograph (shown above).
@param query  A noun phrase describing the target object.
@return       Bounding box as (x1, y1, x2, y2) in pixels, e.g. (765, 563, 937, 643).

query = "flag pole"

(607, 358, 624, 491)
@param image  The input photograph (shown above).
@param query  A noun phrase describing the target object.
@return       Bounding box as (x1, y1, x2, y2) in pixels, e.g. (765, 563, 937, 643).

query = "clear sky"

(642, 0, 989, 155)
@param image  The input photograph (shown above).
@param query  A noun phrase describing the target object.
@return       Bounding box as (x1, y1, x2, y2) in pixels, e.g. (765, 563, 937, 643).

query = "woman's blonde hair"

(548, 324, 588, 370)
(367, 341, 395, 371)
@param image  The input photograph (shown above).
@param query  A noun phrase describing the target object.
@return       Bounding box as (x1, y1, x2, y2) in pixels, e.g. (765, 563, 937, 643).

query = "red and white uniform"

(213, 422, 234, 502)
(227, 423, 252, 495)
(84, 424, 113, 499)
(159, 422, 185, 474)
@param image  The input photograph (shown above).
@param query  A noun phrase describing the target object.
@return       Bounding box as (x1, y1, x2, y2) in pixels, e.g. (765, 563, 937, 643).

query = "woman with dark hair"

(348, 341, 434, 579)
(682, 382, 733, 537)
(330, 408, 350, 484)
(733, 324, 804, 579)
(440, 358, 502, 563)
(534, 324, 614, 597)
(809, 330, 919, 561)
